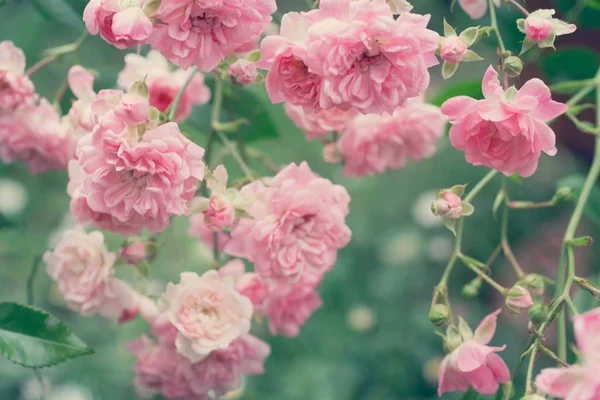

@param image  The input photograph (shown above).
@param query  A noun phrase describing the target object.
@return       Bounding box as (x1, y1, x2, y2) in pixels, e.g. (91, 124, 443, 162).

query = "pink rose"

(263, 272, 323, 337)
(520, 10, 576, 42)
(434, 191, 463, 220)
(438, 309, 510, 395)
(121, 242, 146, 265)
(117, 51, 210, 122)
(306, 2, 439, 114)
(0, 41, 36, 114)
(441, 66, 567, 177)
(337, 99, 446, 177)
(524, 16, 553, 41)
(536, 307, 600, 399)
(129, 333, 269, 399)
(205, 193, 236, 229)
(147, 0, 276, 71)
(218, 259, 268, 307)
(67, 66, 96, 133)
(83, 0, 153, 49)
(68, 92, 205, 235)
(458, 0, 500, 19)
(224, 162, 352, 282)
(43, 228, 134, 319)
(284, 103, 357, 139)
(0, 99, 72, 174)
(259, 13, 323, 111)
(189, 214, 231, 251)
(505, 285, 534, 310)
(440, 36, 468, 63)
(229, 59, 258, 86)
(157, 270, 253, 363)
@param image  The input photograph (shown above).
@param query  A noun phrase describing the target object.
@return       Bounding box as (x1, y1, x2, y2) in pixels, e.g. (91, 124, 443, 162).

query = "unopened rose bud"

(524, 15, 553, 41)
(552, 186, 574, 205)
(505, 285, 534, 311)
(432, 192, 463, 220)
(121, 242, 147, 265)
(322, 143, 342, 164)
(205, 193, 236, 229)
(429, 304, 450, 327)
(528, 303, 548, 325)
(522, 274, 545, 296)
(229, 59, 258, 87)
(462, 278, 481, 298)
(502, 56, 524, 78)
(440, 36, 467, 64)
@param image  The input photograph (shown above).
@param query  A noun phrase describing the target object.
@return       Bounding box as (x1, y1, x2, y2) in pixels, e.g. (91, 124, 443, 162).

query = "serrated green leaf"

(0, 302, 93, 368)
(31, 0, 84, 29)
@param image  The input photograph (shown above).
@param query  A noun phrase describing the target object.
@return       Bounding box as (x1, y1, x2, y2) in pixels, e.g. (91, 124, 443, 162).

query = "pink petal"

(536, 367, 586, 398)
(486, 352, 510, 383)
(458, 0, 488, 19)
(517, 78, 568, 121)
(474, 308, 502, 345)
(456, 342, 491, 372)
(482, 66, 503, 101)
(466, 365, 499, 395)
(68, 66, 95, 100)
(441, 96, 477, 120)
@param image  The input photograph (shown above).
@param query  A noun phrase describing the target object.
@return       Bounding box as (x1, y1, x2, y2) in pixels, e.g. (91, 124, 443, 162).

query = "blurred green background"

(1, 0, 600, 399)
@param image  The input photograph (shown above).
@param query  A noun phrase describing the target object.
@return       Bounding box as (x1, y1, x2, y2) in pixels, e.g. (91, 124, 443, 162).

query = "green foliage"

(0, 213, 15, 230)
(460, 388, 481, 400)
(31, 0, 84, 29)
(430, 81, 483, 107)
(541, 48, 600, 82)
(557, 175, 600, 226)
(0, 302, 93, 368)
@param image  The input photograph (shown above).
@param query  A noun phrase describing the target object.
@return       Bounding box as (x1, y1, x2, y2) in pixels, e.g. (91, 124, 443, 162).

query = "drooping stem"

(167, 66, 198, 122)
(465, 170, 498, 202)
(488, 0, 506, 53)
(501, 205, 526, 278)
(25, 31, 88, 76)
(506, 0, 530, 16)
(458, 254, 507, 294)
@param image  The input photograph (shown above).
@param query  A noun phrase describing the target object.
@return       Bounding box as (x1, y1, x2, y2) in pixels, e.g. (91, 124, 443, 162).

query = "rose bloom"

(434, 191, 463, 220)
(0, 40, 36, 114)
(84, 0, 153, 49)
(522, 9, 576, 42)
(224, 162, 352, 282)
(68, 91, 205, 235)
(0, 98, 72, 174)
(259, 12, 323, 112)
(440, 36, 468, 63)
(67, 66, 97, 134)
(189, 214, 231, 251)
(117, 50, 210, 121)
(458, 0, 500, 19)
(438, 309, 510, 395)
(262, 272, 323, 337)
(43, 228, 134, 319)
(441, 66, 567, 177)
(536, 307, 600, 399)
(205, 193, 236, 229)
(129, 334, 270, 399)
(284, 103, 358, 139)
(338, 98, 446, 177)
(229, 59, 258, 86)
(156, 270, 253, 363)
(306, 0, 439, 114)
(218, 259, 268, 307)
(147, 0, 276, 72)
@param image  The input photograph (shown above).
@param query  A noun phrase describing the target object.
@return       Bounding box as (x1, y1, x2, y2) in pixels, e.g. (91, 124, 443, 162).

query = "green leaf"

(460, 387, 481, 400)
(462, 50, 484, 62)
(443, 19, 457, 37)
(557, 175, 600, 226)
(520, 37, 536, 55)
(32, 0, 84, 29)
(442, 61, 459, 80)
(459, 26, 479, 47)
(542, 48, 600, 83)
(430, 80, 483, 107)
(247, 51, 261, 62)
(0, 302, 93, 368)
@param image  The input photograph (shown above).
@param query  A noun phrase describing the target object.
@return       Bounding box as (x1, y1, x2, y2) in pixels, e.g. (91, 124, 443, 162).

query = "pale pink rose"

(117, 50, 210, 122)
(0, 99, 72, 174)
(68, 93, 205, 234)
(189, 214, 231, 251)
(441, 66, 567, 177)
(536, 307, 600, 399)
(259, 12, 323, 112)
(522, 9, 576, 42)
(157, 270, 253, 363)
(129, 333, 269, 399)
(0, 41, 36, 114)
(338, 99, 446, 177)
(229, 59, 258, 86)
(505, 285, 534, 310)
(438, 309, 510, 395)
(90, 89, 149, 126)
(147, 0, 276, 72)
(458, 0, 500, 19)
(219, 259, 268, 307)
(67, 66, 97, 133)
(43, 228, 134, 319)
(284, 103, 358, 139)
(83, 0, 153, 49)
(434, 191, 463, 220)
(224, 162, 352, 282)
(306, 2, 439, 114)
(205, 193, 236, 229)
(121, 242, 146, 265)
(263, 272, 323, 337)
(440, 36, 468, 63)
